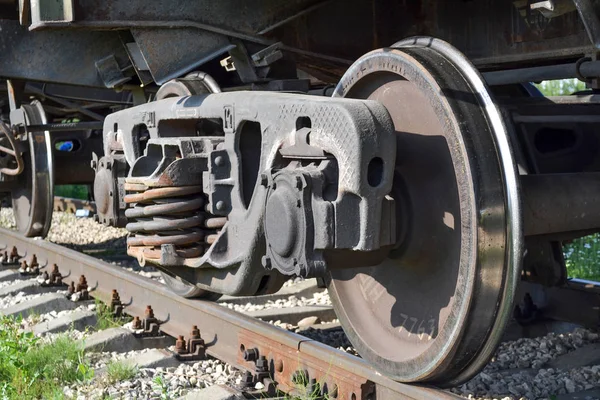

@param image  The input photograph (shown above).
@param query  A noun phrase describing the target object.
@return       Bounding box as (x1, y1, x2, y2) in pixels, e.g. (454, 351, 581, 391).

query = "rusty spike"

(68, 281, 75, 294)
(111, 289, 120, 301)
(145, 305, 154, 319)
(175, 335, 187, 354)
(41, 271, 49, 280)
(132, 316, 142, 329)
(9, 246, 17, 258)
(31, 254, 38, 267)
(3, 251, 7, 260)
(20, 260, 28, 269)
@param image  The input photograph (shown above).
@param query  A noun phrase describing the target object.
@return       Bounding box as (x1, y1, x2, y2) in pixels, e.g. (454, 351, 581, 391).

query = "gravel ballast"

(4, 206, 600, 399)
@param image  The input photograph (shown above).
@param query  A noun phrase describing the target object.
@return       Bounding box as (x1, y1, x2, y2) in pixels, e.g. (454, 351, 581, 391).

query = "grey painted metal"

(0, 226, 459, 400)
(521, 173, 600, 237)
(105, 91, 395, 296)
(483, 60, 600, 85)
(0, 20, 131, 88)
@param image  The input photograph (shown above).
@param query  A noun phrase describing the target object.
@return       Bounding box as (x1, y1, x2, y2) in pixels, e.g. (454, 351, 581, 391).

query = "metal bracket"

(238, 330, 374, 400)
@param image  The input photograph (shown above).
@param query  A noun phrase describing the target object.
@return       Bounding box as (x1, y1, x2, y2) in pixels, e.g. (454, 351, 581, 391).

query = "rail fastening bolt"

(190, 325, 200, 339)
(243, 347, 259, 362)
(132, 316, 142, 329)
(175, 335, 187, 354)
(145, 305, 154, 319)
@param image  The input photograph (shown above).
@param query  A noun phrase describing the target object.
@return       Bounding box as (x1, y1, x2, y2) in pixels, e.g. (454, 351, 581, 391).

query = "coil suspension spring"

(124, 183, 226, 264)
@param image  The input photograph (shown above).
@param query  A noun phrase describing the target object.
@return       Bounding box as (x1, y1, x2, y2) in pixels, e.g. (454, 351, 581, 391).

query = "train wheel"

(11, 101, 54, 238)
(328, 38, 522, 386)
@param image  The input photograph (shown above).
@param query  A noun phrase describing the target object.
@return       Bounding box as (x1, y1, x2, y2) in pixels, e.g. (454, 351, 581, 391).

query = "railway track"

(0, 225, 457, 400)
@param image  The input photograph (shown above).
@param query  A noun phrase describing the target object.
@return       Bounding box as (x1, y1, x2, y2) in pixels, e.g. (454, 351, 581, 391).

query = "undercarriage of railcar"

(1, 0, 600, 387)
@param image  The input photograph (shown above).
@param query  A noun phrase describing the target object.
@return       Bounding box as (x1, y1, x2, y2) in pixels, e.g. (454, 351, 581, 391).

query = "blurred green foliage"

(54, 184, 89, 200)
(534, 78, 587, 96)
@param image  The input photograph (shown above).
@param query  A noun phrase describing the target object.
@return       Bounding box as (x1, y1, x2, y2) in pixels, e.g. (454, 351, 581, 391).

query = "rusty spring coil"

(123, 184, 226, 263)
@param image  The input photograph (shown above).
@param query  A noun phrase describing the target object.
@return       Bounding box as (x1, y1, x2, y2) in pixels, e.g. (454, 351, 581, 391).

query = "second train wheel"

(11, 101, 54, 238)
(328, 38, 522, 386)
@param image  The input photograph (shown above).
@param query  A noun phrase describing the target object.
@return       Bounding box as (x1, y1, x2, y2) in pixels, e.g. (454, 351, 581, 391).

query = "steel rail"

(0, 226, 459, 400)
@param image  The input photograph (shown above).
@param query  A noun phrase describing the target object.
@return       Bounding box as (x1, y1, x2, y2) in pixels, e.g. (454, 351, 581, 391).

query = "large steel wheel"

(11, 101, 54, 238)
(329, 38, 522, 386)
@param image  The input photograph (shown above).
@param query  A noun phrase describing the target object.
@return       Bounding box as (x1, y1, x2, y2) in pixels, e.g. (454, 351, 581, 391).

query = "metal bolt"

(145, 305, 155, 319)
(175, 335, 187, 354)
(256, 355, 268, 371)
(77, 275, 88, 291)
(214, 155, 224, 167)
(132, 316, 142, 329)
(216, 201, 226, 211)
(240, 371, 254, 388)
(190, 325, 200, 339)
(243, 347, 259, 362)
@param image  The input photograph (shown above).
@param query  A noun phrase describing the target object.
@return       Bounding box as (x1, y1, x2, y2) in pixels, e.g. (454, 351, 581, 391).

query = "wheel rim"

(329, 38, 522, 385)
(11, 101, 54, 238)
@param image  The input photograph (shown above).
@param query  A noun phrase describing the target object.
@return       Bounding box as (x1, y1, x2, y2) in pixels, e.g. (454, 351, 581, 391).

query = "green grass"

(54, 185, 89, 200)
(105, 360, 137, 385)
(95, 298, 131, 331)
(151, 375, 172, 400)
(0, 315, 93, 399)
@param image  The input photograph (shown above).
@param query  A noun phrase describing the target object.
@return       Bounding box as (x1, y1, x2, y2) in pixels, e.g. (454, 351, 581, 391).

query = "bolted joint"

(132, 316, 142, 330)
(175, 335, 188, 354)
(243, 347, 259, 362)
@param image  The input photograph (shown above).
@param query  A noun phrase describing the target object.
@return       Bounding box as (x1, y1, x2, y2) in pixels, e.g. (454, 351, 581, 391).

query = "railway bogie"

(1, 0, 600, 388)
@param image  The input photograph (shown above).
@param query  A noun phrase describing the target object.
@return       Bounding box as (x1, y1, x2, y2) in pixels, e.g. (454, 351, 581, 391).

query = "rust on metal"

(237, 330, 374, 400)
(123, 185, 203, 203)
(132, 315, 142, 329)
(0, 227, 460, 400)
(175, 326, 206, 360)
(175, 335, 187, 354)
(110, 289, 124, 316)
(68, 281, 76, 295)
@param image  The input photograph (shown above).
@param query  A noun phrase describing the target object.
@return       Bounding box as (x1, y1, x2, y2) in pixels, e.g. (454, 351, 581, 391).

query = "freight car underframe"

(1, 0, 600, 389)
